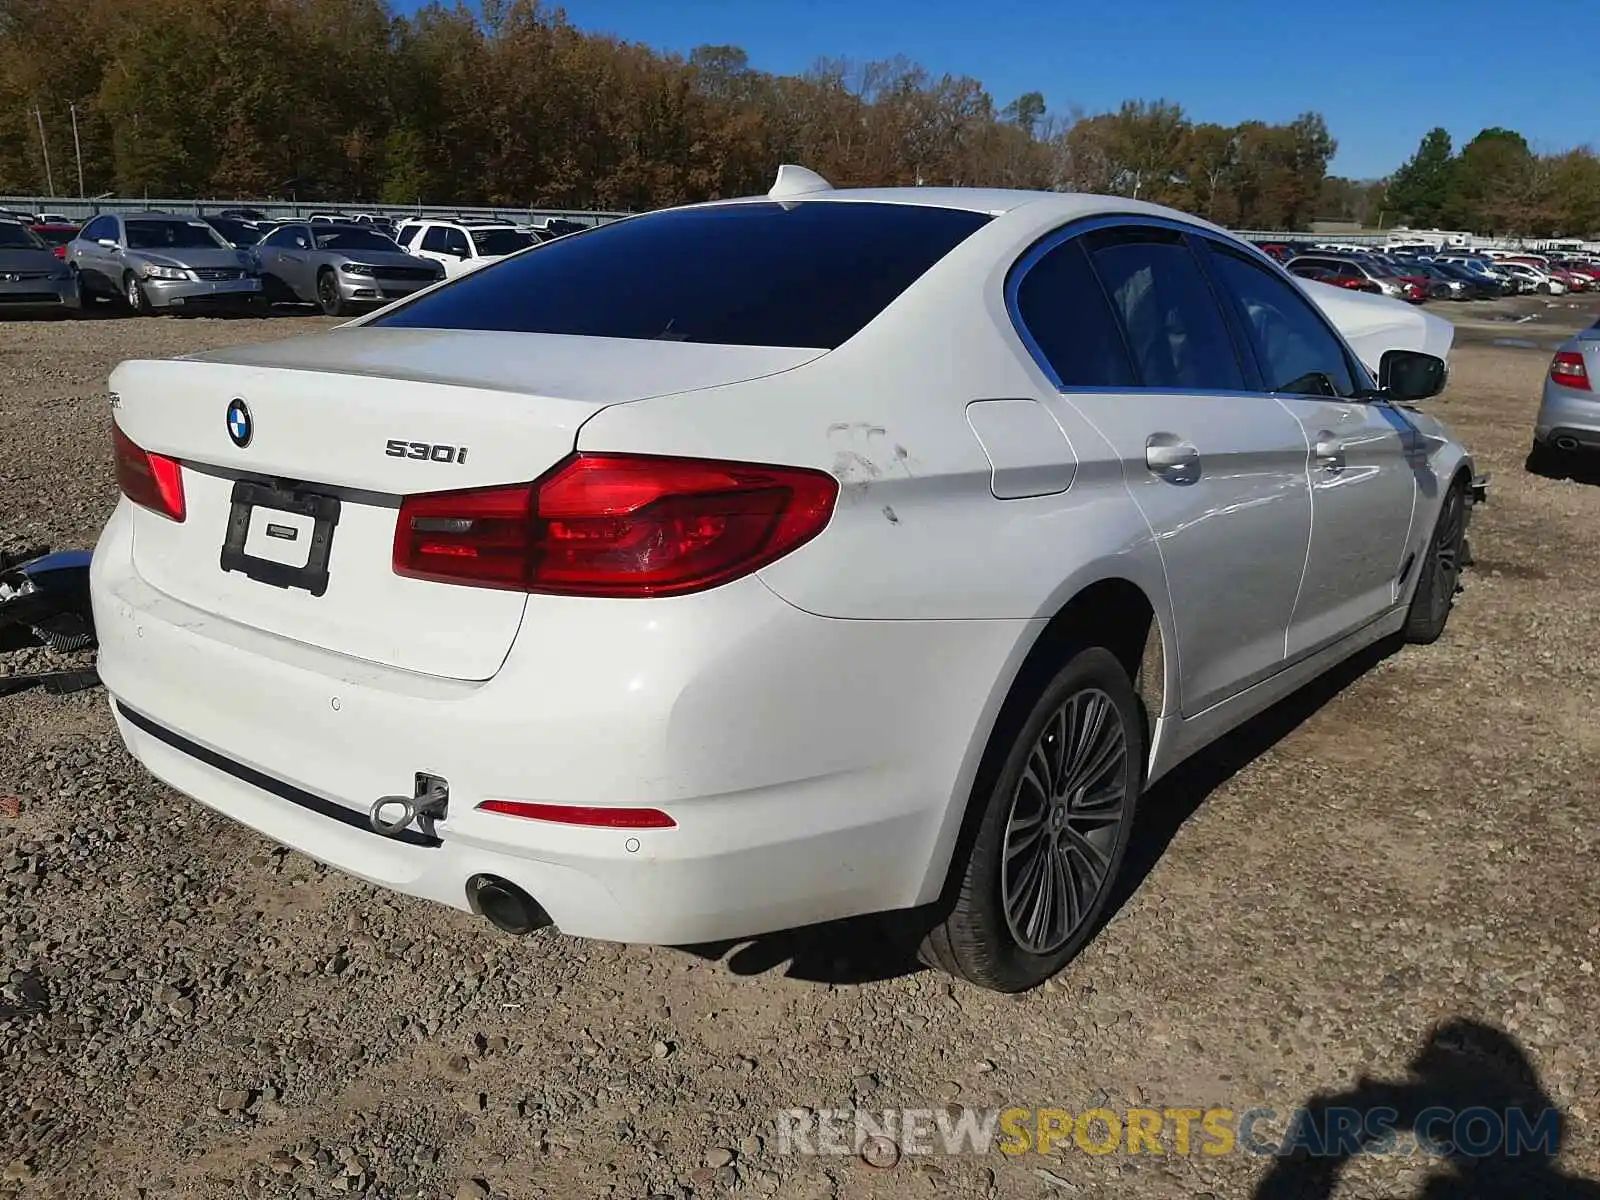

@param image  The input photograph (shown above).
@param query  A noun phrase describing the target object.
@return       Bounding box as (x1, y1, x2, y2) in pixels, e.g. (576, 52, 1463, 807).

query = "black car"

(1429, 259, 1511, 298)
(201, 215, 265, 249)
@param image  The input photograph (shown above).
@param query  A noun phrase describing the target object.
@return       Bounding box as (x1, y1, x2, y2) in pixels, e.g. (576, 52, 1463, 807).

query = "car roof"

(699, 186, 1108, 218)
(669, 183, 1261, 252)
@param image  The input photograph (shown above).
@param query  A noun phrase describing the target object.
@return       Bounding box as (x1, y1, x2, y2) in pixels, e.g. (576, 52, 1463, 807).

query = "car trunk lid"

(111, 328, 822, 680)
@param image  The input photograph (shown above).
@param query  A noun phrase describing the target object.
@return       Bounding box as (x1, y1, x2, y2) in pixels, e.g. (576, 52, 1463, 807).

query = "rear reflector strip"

(115, 702, 442, 848)
(113, 422, 187, 522)
(476, 799, 676, 829)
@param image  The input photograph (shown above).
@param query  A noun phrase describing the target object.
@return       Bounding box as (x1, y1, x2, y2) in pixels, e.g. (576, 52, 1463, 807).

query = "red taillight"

(112, 423, 186, 521)
(52, 245, 66, 259)
(393, 453, 838, 597)
(476, 799, 676, 829)
(1551, 351, 1591, 391)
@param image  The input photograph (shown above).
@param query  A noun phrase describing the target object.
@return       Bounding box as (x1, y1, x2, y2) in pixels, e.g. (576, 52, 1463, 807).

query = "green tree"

(1000, 91, 1046, 137)
(1455, 127, 1535, 234)
(1547, 149, 1600, 236)
(1386, 127, 1454, 226)
(1179, 122, 1237, 220)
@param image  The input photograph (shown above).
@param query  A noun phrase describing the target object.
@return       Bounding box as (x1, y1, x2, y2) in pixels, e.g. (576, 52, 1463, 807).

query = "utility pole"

(69, 103, 85, 197)
(34, 106, 55, 196)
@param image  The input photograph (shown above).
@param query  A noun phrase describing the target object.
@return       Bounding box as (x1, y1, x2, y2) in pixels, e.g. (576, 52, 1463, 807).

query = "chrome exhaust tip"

(466, 874, 552, 936)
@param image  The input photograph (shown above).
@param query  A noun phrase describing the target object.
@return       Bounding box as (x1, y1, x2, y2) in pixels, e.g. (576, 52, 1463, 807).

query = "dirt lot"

(0, 300, 1597, 1200)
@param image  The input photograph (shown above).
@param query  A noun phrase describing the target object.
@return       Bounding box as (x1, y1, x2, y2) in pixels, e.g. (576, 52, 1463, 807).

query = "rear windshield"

(373, 201, 992, 349)
(31, 226, 77, 246)
(205, 217, 260, 245)
(468, 227, 534, 256)
(0, 223, 45, 250)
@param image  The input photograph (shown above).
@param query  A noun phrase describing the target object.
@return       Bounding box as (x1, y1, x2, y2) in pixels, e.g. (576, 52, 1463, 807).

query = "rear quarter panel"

(571, 214, 1177, 703)
(574, 218, 1181, 907)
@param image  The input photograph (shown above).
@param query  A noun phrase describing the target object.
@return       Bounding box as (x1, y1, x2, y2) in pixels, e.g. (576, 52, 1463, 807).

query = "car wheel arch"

(914, 574, 1172, 906)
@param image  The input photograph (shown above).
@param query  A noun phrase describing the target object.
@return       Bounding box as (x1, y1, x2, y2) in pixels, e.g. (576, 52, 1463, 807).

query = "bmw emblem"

(226, 398, 253, 448)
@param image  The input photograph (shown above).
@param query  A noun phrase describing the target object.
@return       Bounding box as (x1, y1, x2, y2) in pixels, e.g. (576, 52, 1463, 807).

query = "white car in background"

(92, 167, 1479, 992)
(1500, 262, 1566, 294)
(394, 218, 538, 278)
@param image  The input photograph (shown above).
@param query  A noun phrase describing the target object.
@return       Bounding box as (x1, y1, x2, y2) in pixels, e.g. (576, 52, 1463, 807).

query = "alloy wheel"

(1000, 686, 1129, 955)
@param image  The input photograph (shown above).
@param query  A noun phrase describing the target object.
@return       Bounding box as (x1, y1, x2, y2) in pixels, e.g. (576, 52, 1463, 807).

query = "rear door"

(1015, 222, 1313, 716)
(1199, 239, 1417, 656)
(278, 225, 315, 297)
(256, 225, 308, 299)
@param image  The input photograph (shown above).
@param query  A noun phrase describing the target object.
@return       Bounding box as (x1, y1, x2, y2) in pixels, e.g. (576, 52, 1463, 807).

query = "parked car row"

(0, 206, 598, 319)
(1256, 239, 1600, 303)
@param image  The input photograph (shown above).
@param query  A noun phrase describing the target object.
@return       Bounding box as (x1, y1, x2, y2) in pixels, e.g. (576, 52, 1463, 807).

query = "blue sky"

(393, 0, 1591, 179)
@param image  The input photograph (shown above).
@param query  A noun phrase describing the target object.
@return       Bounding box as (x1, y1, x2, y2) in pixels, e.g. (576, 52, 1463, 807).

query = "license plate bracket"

(220, 479, 341, 597)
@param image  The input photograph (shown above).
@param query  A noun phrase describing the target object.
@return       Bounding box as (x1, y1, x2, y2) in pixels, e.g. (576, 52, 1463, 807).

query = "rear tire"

(919, 646, 1143, 992)
(1404, 481, 1466, 644)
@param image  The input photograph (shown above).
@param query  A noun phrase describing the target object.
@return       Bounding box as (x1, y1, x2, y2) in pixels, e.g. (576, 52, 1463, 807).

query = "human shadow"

(678, 635, 1401, 987)
(1253, 1018, 1600, 1199)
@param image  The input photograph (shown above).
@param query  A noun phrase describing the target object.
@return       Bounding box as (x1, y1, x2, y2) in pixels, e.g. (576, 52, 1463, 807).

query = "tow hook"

(369, 772, 449, 839)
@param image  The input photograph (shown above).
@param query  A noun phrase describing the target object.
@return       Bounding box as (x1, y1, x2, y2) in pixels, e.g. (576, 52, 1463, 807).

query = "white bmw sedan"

(92, 167, 1479, 992)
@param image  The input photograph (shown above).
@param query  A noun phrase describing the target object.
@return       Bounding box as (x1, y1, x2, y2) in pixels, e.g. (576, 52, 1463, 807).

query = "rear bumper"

(91, 501, 1027, 944)
(1535, 382, 1600, 445)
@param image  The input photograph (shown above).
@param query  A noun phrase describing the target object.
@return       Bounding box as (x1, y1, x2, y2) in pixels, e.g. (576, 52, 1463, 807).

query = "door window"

(1010, 237, 1136, 388)
(1203, 243, 1358, 397)
(1083, 225, 1244, 391)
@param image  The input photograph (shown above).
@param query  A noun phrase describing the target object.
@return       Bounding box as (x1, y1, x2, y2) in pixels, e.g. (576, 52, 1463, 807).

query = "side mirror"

(1380, 349, 1447, 403)
(97, 238, 118, 249)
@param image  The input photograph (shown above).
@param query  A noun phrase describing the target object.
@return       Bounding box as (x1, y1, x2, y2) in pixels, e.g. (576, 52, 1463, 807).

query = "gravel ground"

(0, 302, 1597, 1200)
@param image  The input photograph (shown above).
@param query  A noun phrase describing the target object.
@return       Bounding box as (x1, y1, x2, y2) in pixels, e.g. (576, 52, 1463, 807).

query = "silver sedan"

(67, 212, 263, 314)
(251, 223, 445, 316)
(1530, 323, 1600, 472)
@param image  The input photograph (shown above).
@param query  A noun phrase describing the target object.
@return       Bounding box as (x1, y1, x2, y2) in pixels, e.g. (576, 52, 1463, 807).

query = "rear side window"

(374, 202, 992, 349)
(1012, 238, 1135, 387)
(1084, 226, 1244, 391)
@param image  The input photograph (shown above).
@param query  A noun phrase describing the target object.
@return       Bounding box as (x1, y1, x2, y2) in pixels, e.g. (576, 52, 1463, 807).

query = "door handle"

(1313, 431, 1346, 472)
(1145, 434, 1200, 480)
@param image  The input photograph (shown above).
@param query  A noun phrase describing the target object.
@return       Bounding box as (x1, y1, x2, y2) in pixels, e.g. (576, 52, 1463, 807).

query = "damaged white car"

(91, 169, 1483, 992)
